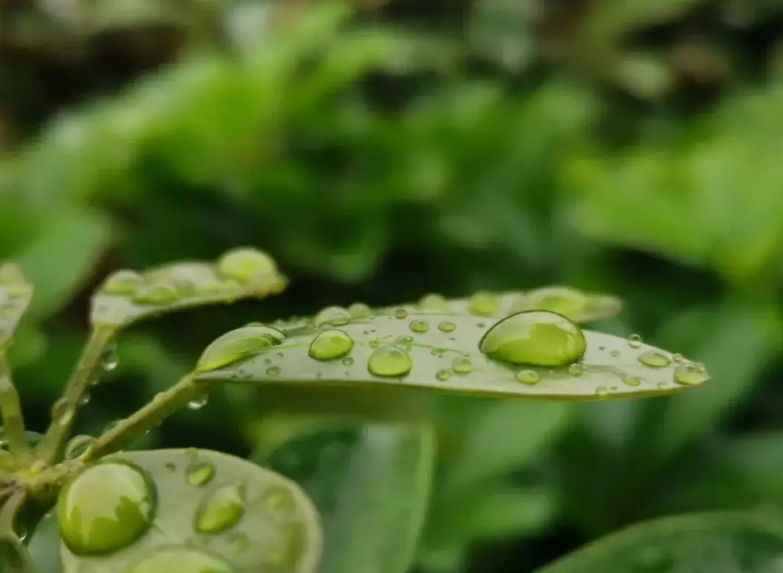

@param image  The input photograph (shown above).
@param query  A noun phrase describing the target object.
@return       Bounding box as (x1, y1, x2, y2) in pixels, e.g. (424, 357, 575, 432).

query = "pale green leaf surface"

(257, 422, 435, 573)
(196, 313, 708, 401)
(534, 512, 783, 573)
(58, 448, 321, 573)
(0, 264, 33, 348)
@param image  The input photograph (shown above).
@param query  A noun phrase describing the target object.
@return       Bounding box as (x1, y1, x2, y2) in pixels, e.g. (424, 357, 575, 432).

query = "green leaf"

(90, 247, 287, 328)
(57, 448, 322, 573)
(534, 512, 783, 573)
(195, 310, 709, 402)
(28, 511, 63, 573)
(0, 532, 37, 573)
(0, 264, 33, 349)
(257, 422, 435, 573)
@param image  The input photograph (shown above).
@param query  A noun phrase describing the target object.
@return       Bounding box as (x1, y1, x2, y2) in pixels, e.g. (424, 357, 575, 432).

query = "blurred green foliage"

(3, 0, 783, 572)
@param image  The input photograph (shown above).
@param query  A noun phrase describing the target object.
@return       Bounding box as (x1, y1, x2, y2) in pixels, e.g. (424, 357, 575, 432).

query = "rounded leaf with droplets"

(90, 248, 287, 327)
(195, 311, 709, 401)
(57, 448, 322, 573)
(0, 263, 34, 347)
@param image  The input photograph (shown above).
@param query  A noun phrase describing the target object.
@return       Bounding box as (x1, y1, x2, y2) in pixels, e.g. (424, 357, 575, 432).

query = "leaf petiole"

(0, 354, 30, 460)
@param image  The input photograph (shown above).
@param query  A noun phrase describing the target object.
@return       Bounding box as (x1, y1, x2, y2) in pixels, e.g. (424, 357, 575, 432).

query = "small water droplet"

(216, 247, 277, 283)
(568, 363, 584, 376)
(101, 344, 118, 372)
(348, 302, 372, 318)
(610, 350, 620, 357)
(266, 366, 281, 377)
(194, 482, 246, 534)
(314, 306, 352, 327)
(51, 398, 73, 428)
(674, 364, 709, 386)
(101, 270, 144, 296)
(418, 293, 449, 310)
(638, 351, 670, 368)
(438, 321, 456, 333)
(188, 394, 209, 411)
(56, 461, 155, 555)
(367, 345, 413, 378)
(622, 375, 641, 387)
(596, 386, 609, 399)
(409, 319, 429, 333)
(468, 291, 499, 316)
(342, 357, 354, 366)
(672, 353, 684, 363)
(196, 325, 285, 373)
(479, 311, 586, 367)
(515, 369, 540, 385)
(656, 381, 669, 390)
(451, 357, 473, 375)
(64, 435, 95, 460)
(125, 546, 233, 573)
(435, 369, 451, 381)
(186, 461, 215, 487)
(627, 334, 642, 348)
(308, 329, 354, 361)
(132, 284, 179, 305)
(395, 335, 414, 345)
(394, 308, 408, 319)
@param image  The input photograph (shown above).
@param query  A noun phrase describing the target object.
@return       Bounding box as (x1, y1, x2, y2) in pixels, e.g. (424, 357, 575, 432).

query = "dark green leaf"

(57, 448, 322, 573)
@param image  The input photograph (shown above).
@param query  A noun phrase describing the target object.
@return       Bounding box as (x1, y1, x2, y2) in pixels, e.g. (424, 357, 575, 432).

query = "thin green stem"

(0, 353, 29, 459)
(36, 326, 116, 464)
(80, 374, 202, 462)
(0, 488, 37, 573)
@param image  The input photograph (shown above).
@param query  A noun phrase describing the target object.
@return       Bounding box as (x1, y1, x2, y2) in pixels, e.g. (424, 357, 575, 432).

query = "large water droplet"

(638, 351, 670, 368)
(217, 247, 277, 283)
(479, 311, 586, 367)
(313, 306, 351, 327)
(468, 292, 499, 316)
(511, 287, 588, 318)
(515, 369, 540, 385)
(64, 435, 95, 460)
(101, 271, 144, 296)
(674, 364, 709, 386)
(367, 345, 413, 378)
(308, 329, 354, 361)
(186, 461, 216, 487)
(348, 302, 372, 319)
(132, 284, 179, 305)
(196, 325, 285, 373)
(126, 546, 234, 573)
(409, 319, 429, 333)
(419, 293, 449, 310)
(56, 461, 155, 555)
(194, 482, 246, 534)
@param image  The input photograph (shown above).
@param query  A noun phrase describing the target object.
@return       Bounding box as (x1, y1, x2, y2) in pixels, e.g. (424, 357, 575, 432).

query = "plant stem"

(0, 488, 37, 573)
(0, 354, 29, 459)
(80, 374, 202, 462)
(36, 326, 116, 465)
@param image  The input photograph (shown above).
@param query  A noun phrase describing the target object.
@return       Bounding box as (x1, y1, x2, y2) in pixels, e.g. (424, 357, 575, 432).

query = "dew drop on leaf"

(451, 357, 473, 375)
(56, 461, 155, 555)
(186, 461, 216, 487)
(436, 369, 451, 381)
(622, 375, 641, 387)
(437, 321, 456, 333)
(596, 386, 610, 399)
(674, 364, 710, 386)
(394, 308, 408, 319)
(638, 351, 670, 368)
(468, 291, 499, 316)
(348, 302, 372, 319)
(568, 363, 584, 376)
(627, 334, 642, 348)
(308, 329, 354, 361)
(187, 394, 209, 411)
(194, 482, 246, 534)
(514, 286, 589, 318)
(367, 345, 413, 378)
(479, 311, 586, 367)
(515, 369, 540, 385)
(196, 325, 286, 373)
(101, 270, 144, 296)
(409, 319, 429, 333)
(418, 293, 449, 310)
(216, 247, 277, 284)
(341, 357, 354, 366)
(125, 546, 234, 573)
(313, 306, 352, 327)
(672, 352, 684, 363)
(266, 366, 281, 377)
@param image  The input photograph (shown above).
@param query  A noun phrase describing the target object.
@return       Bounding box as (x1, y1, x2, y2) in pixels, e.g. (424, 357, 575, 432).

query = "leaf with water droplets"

(0, 263, 34, 349)
(90, 247, 287, 328)
(194, 311, 709, 402)
(379, 287, 622, 323)
(533, 512, 783, 573)
(254, 421, 435, 573)
(57, 448, 322, 573)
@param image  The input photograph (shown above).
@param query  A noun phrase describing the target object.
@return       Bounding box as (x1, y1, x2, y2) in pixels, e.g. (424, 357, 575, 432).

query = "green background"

(3, 1, 783, 572)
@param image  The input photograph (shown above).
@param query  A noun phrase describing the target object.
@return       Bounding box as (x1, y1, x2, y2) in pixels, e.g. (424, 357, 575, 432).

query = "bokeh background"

(3, 0, 783, 572)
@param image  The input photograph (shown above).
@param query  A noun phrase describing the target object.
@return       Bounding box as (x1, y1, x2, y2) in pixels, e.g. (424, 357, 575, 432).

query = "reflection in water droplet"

(674, 364, 709, 386)
(610, 350, 620, 358)
(314, 306, 351, 327)
(515, 370, 540, 385)
(266, 366, 281, 377)
(409, 319, 429, 333)
(342, 357, 354, 366)
(638, 351, 670, 368)
(125, 546, 234, 573)
(186, 461, 215, 487)
(419, 293, 449, 310)
(64, 435, 95, 460)
(187, 394, 209, 411)
(216, 247, 277, 283)
(468, 292, 499, 316)
(436, 369, 451, 381)
(101, 270, 144, 296)
(394, 308, 408, 319)
(568, 363, 583, 376)
(395, 335, 414, 346)
(348, 302, 372, 319)
(627, 334, 642, 348)
(101, 344, 119, 372)
(367, 345, 413, 378)
(194, 482, 246, 534)
(438, 321, 456, 333)
(308, 329, 354, 361)
(479, 311, 586, 367)
(132, 284, 179, 305)
(196, 325, 285, 373)
(451, 357, 473, 375)
(622, 375, 641, 387)
(56, 461, 155, 555)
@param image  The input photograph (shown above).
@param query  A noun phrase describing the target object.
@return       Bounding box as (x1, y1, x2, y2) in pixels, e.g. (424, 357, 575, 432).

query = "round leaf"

(195, 312, 709, 401)
(57, 448, 322, 573)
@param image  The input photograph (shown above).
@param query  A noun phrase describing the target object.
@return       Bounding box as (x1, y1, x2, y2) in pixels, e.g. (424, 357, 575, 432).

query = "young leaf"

(0, 263, 33, 348)
(56, 448, 322, 573)
(91, 248, 287, 328)
(256, 422, 435, 573)
(375, 287, 623, 323)
(534, 512, 783, 573)
(194, 311, 709, 401)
